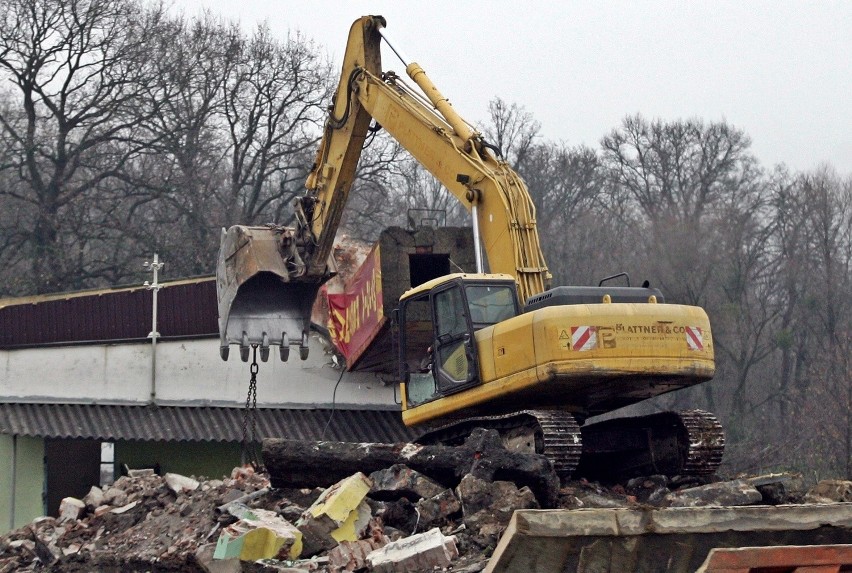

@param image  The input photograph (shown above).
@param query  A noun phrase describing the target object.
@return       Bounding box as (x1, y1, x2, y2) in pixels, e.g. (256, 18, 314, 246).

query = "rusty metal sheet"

(0, 279, 217, 349)
(696, 544, 852, 572)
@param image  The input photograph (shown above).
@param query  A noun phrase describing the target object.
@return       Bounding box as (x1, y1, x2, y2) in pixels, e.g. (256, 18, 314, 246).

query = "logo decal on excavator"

(571, 326, 598, 351)
(686, 326, 704, 351)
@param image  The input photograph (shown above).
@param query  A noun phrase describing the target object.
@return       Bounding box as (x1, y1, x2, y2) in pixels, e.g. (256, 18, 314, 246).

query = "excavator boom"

(218, 15, 550, 360)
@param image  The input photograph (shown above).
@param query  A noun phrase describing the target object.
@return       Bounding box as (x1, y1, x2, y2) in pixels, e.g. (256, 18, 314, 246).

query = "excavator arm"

(217, 15, 551, 361)
(302, 15, 551, 300)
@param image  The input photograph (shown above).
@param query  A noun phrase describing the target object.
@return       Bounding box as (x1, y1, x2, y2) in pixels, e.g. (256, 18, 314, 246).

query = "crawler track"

(577, 409, 726, 481)
(679, 409, 726, 475)
(417, 410, 582, 479)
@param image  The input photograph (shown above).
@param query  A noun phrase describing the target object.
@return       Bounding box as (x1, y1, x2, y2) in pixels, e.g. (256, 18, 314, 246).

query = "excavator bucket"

(216, 225, 333, 362)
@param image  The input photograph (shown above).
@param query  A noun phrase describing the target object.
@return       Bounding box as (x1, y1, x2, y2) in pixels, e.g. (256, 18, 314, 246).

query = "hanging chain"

(241, 345, 262, 470)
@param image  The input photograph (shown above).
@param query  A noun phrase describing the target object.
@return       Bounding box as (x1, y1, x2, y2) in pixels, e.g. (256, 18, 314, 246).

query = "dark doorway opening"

(410, 254, 451, 287)
(45, 439, 100, 516)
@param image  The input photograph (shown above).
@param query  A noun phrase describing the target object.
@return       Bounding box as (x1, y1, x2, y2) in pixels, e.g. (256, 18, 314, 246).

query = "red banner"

(326, 244, 385, 366)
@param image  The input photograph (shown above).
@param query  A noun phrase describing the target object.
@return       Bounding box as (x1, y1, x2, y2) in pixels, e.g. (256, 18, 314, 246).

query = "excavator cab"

(398, 274, 520, 408)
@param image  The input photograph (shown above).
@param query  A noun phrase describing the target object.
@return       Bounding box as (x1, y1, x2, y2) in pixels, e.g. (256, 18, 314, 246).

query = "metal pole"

(9, 435, 17, 531)
(144, 254, 164, 404)
(471, 204, 483, 274)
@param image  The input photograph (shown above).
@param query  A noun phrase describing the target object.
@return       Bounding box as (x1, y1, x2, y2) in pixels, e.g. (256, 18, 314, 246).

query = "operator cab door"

(432, 282, 479, 394)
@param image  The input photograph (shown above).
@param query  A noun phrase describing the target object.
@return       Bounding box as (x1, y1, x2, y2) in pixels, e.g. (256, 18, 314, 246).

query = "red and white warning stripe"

(685, 326, 704, 351)
(571, 326, 597, 351)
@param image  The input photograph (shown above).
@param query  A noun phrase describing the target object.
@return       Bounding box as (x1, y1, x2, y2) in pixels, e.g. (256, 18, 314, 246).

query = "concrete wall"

(0, 435, 45, 534)
(378, 226, 476, 315)
(487, 506, 852, 573)
(0, 334, 395, 408)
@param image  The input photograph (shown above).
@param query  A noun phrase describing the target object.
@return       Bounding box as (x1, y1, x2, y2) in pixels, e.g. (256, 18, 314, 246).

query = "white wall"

(0, 333, 397, 408)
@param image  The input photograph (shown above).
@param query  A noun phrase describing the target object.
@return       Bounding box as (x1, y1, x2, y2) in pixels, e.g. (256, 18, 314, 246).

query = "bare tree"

(0, 0, 164, 293)
(773, 168, 852, 476)
(107, 12, 240, 276)
(481, 97, 540, 167)
(220, 24, 330, 226)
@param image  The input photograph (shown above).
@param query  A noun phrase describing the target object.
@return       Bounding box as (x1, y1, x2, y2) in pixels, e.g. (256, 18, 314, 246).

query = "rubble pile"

(0, 433, 846, 573)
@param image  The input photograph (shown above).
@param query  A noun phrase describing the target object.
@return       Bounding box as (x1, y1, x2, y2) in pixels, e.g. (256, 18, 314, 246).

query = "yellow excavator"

(216, 16, 724, 480)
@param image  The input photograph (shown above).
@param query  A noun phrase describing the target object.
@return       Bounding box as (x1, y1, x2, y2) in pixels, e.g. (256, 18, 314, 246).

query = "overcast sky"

(173, 1, 850, 174)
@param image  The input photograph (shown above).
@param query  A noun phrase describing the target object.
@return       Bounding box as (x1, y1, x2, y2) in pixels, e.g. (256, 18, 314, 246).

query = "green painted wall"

(114, 441, 242, 480)
(0, 435, 45, 534)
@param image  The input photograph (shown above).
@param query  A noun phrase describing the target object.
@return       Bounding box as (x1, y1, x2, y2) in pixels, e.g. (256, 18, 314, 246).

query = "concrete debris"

(102, 485, 129, 507)
(626, 475, 671, 504)
(213, 507, 302, 561)
(456, 475, 538, 536)
(414, 488, 462, 529)
(296, 473, 373, 557)
(804, 479, 852, 503)
(369, 465, 445, 502)
(576, 491, 631, 509)
(166, 472, 201, 494)
(744, 472, 803, 505)
(0, 437, 847, 573)
(58, 497, 86, 522)
(366, 528, 458, 573)
(664, 479, 763, 507)
(83, 485, 105, 510)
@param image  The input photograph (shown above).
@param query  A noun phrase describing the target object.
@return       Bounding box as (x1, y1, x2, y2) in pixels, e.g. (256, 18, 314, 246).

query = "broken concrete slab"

(213, 507, 302, 562)
(415, 489, 461, 529)
(83, 485, 105, 510)
(664, 479, 763, 507)
(367, 527, 458, 573)
(805, 479, 852, 503)
(58, 497, 85, 522)
(296, 473, 372, 557)
(457, 475, 538, 534)
(369, 464, 445, 501)
(485, 504, 852, 573)
(165, 472, 201, 494)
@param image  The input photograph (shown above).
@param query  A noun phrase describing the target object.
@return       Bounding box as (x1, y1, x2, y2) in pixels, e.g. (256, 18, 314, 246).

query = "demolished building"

(0, 226, 476, 533)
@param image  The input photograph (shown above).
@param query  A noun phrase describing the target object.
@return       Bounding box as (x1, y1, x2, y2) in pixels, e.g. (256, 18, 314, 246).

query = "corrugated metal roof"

(0, 403, 416, 443)
(0, 278, 218, 349)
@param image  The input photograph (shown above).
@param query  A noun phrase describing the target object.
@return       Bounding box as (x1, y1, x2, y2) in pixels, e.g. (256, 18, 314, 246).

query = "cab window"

(465, 284, 518, 327)
(433, 285, 474, 387)
(401, 293, 436, 407)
